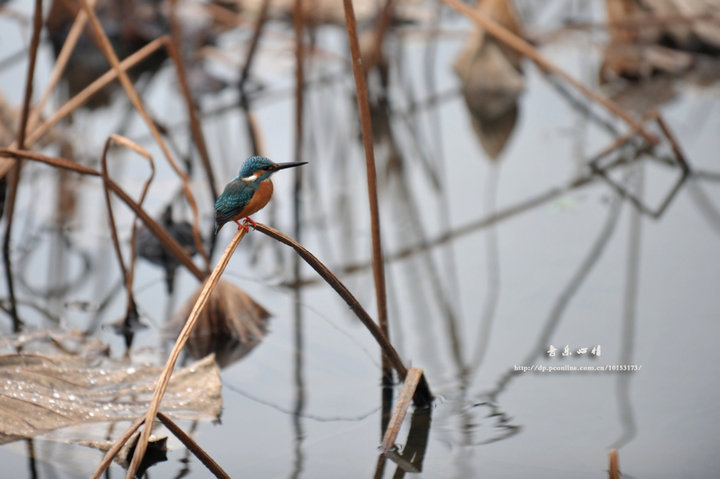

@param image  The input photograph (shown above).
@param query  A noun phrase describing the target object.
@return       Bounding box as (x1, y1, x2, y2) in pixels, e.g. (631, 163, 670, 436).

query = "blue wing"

(214, 179, 257, 233)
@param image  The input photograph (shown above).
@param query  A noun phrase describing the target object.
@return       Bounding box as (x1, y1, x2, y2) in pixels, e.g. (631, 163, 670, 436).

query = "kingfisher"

(214, 156, 307, 234)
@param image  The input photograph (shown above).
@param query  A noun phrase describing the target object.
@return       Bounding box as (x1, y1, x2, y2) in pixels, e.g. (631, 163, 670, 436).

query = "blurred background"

(0, 0, 719, 477)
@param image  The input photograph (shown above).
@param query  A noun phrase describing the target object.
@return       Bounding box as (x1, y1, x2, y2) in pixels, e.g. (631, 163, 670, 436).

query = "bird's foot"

(243, 217, 257, 230)
(234, 217, 257, 233)
(234, 219, 250, 233)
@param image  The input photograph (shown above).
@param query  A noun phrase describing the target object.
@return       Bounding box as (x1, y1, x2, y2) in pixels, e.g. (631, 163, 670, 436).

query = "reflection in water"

(590, 138, 690, 219)
(385, 153, 464, 379)
(687, 177, 720, 239)
(366, 41, 446, 476)
(291, 62, 306, 474)
(137, 205, 198, 294)
(25, 439, 37, 479)
(490, 172, 626, 397)
(165, 280, 269, 368)
(378, 403, 432, 477)
(470, 157, 501, 376)
(290, 275, 306, 479)
(16, 226, 92, 298)
(454, 0, 524, 160)
(612, 163, 643, 449)
(481, 157, 655, 454)
(384, 1, 524, 448)
(224, 382, 379, 422)
(423, 4, 464, 327)
(451, 0, 523, 436)
(367, 65, 463, 380)
(172, 420, 199, 479)
(432, 395, 518, 452)
(288, 173, 593, 288)
(467, 400, 519, 445)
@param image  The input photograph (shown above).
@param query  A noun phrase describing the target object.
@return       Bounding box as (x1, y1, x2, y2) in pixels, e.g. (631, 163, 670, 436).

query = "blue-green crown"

(239, 156, 274, 177)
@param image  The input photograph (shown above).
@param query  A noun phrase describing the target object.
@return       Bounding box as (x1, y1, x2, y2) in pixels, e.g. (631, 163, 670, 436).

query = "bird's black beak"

(273, 161, 308, 171)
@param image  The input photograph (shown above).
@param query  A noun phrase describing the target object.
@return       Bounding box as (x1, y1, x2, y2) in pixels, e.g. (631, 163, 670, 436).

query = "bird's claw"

(234, 220, 249, 233)
(243, 217, 257, 230)
(234, 217, 257, 233)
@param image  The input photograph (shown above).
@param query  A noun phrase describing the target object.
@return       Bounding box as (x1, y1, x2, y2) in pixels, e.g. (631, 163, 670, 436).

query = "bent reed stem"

(125, 229, 246, 478)
(255, 223, 433, 405)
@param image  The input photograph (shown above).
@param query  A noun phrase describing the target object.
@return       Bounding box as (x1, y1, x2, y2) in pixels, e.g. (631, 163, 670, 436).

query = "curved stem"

(254, 223, 432, 405)
(0, 148, 204, 281)
(100, 135, 156, 347)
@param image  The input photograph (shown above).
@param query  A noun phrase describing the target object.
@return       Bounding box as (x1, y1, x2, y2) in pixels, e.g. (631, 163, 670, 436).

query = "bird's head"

(238, 156, 307, 183)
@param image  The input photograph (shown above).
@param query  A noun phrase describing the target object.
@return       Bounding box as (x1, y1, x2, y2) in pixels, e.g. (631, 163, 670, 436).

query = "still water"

(1, 1, 719, 478)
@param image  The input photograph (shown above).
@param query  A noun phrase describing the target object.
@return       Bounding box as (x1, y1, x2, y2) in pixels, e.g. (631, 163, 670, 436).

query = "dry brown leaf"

(0, 353, 221, 444)
(602, 0, 720, 81)
(166, 279, 270, 368)
(607, 0, 720, 49)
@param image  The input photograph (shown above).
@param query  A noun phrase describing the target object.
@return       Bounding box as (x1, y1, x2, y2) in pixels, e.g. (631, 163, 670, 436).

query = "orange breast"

(233, 179, 274, 220)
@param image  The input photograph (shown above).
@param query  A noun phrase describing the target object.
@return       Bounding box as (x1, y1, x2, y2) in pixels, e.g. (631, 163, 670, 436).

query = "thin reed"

(122, 229, 246, 477)
(342, 0, 391, 382)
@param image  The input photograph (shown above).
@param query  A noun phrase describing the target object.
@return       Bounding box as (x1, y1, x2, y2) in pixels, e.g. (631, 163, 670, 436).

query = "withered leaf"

(166, 279, 270, 368)
(0, 353, 221, 444)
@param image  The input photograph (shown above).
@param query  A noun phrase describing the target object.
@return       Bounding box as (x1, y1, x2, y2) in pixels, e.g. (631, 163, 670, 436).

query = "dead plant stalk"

(381, 368, 423, 451)
(2, 0, 43, 332)
(90, 416, 145, 479)
(168, 0, 219, 202)
(124, 229, 246, 478)
(341, 0, 391, 381)
(25, 0, 96, 135)
(0, 148, 204, 280)
(101, 135, 156, 326)
(254, 223, 433, 405)
(78, 0, 210, 271)
(157, 412, 230, 478)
